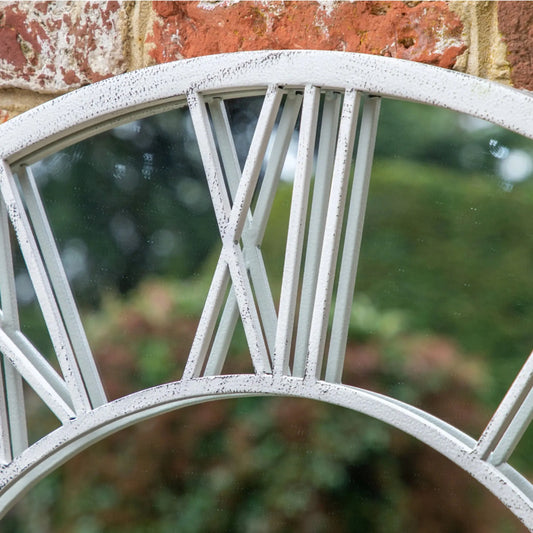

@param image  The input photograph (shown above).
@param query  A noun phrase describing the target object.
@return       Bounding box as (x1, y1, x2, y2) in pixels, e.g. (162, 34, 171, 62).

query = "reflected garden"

(5, 93, 533, 532)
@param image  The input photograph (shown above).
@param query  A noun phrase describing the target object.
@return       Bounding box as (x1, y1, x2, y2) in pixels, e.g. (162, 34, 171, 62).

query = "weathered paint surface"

(498, 1, 533, 91)
(1, 48, 533, 529)
(0, 1, 126, 92)
(147, 1, 466, 68)
(1, 0, 531, 120)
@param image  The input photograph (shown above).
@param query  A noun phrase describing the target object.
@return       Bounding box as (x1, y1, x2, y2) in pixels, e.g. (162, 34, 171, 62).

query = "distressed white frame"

(0, 51, 532, 528)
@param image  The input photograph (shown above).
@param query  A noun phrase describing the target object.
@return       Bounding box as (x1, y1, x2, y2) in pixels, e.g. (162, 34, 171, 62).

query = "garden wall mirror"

(1, 51, 533, 531)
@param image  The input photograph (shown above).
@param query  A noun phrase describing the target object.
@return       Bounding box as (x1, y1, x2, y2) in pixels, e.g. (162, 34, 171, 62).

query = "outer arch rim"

(0, 50, 532, 528)
(0, 50, 532, 166)
(1, 375, 532, 529)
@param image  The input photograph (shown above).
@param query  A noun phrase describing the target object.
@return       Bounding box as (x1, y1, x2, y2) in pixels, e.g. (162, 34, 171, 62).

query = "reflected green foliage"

(376, 98, 533, 176)
(360, 159, 533, 399)
(6, 96, 533, 531)
(6, 278, 517, 533)
(30, 107, 218, 304)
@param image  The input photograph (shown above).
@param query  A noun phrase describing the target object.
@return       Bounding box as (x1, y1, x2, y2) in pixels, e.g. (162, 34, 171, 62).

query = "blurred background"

(4, 93, 533, 532)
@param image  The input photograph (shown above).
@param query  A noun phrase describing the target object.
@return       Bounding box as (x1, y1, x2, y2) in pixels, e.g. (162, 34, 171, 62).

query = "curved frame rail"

(0, 51, 532, 528)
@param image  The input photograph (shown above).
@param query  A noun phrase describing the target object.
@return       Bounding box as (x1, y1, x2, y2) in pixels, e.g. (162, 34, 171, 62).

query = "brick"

(498, 1, 533, 91)
(0, 1, 127, 93)
(147, 1, 466, 69)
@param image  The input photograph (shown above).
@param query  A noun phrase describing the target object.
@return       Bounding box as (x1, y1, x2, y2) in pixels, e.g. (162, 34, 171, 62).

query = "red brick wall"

(0, 1, 531, 121)
(498, 1, 533, 91)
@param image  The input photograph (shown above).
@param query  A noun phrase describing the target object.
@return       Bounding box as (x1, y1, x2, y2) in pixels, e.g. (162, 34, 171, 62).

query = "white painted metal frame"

(0, 51, 532, 528)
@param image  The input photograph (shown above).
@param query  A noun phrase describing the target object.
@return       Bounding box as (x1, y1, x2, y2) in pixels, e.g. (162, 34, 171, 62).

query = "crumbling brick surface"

(147, 1, 466, 69)
(0, 1, 127, 93)
(1, 0, 530, 120)
(498, 1, 533, 91)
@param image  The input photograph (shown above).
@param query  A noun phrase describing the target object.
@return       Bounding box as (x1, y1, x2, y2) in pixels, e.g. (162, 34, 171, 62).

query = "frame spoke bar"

(0, 161, 90, 414)
(0, 310, 73, 411)
(0, 363, 11, 463)
(0, 329, 75, 422)
(274, 85, 320, 376)
(207, 97, 242, 198)
(245, 248, 276, 354)
(305, 89, 361, 381)
(187, 90, 232, 237)
(0, 313, 74, 422)
(326, 95, 381, 383)
(0, 199, 27, 458)
(187, 93, 243, 375)
(210, 99, 278, 355)
(475, 350, 533, 462)
(244, 92, 302, 352)
(20, 166, 107, 407)
(226, 85, 283, 243)
(0, 311, 73, 407)
(203, 288, 239, 376)
(182, 257, 230, 380)
(251, 91, 303, 245)
(189, 90, 277, 374)
(212, 85, 281, 371)
(491, 386, 533, 465)
(205, 100, 264, 374)
(293, 91, 342, 377)
(226, 241, 271, 374)
(9, 329, 72, 406)
(195, 88, 281, 375)
(206, 95, 301, 371)
(203, 99, 244, 375)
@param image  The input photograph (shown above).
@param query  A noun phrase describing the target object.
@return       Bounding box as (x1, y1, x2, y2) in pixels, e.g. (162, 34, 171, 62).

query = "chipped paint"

(1, 56, 533, 527)
(0, 1, 127, 92)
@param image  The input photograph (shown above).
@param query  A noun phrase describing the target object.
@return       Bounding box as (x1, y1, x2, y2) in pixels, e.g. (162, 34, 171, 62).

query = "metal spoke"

(475, 350, 533, 463)
(20, 166, 106, 407)
(203, 288, 239, 376)
(0, 200, 26, 458)
(491, 386, 533, 465)
(326, 95, 381, 383)
(0, 329, 74, 422)
(0, 161, 90, 414)
(305, 89, 361, 381)
(204, 95, 301, 374)
(226, 85, 283, 243)
(187, 90, 232, 237)
(0, 364, 10, 464)
(182, 257, 230, 380)
(8, 329, 73, 406)
(250, 91, 303, 245)
(188, 88, 283, 375)
(274, 85, 320, 376)
(225, 241, 271, 373)
(293, 91, 342, 377)
(206, 99, 275, 372)
(243, 92, 302, 350)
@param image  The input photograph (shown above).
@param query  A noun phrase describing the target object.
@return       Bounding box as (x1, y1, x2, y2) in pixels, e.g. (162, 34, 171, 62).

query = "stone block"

(0, 1, 127, 93)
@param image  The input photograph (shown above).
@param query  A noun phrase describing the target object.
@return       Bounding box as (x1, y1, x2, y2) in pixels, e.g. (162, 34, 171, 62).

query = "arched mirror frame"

(0, 50, 533, 528)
